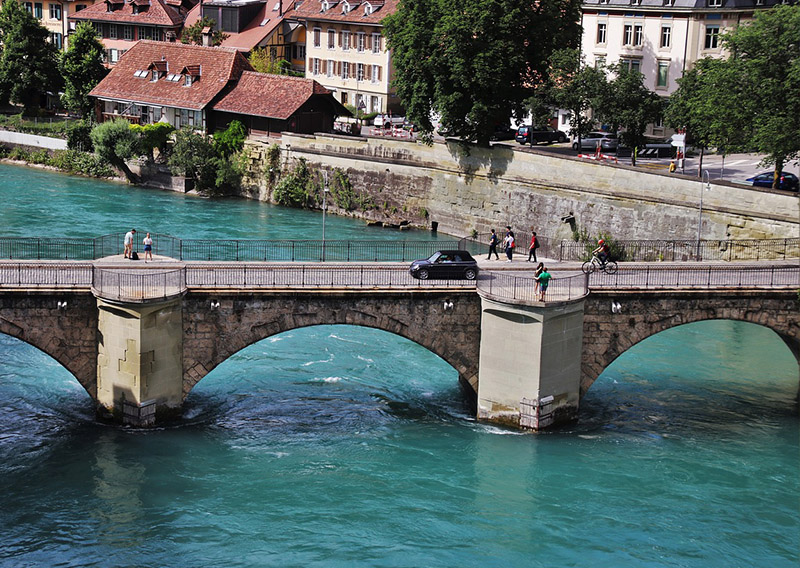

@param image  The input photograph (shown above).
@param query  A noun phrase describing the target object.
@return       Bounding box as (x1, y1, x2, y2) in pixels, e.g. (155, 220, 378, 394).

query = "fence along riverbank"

(1, 233, 798, 262)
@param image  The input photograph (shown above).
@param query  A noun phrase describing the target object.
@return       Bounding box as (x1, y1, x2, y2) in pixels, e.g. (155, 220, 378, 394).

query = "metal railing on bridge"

(184, 263, 476, 290)
(459, 234, 800, 263)
(586, 263, 799, 289)
(477, 272, 589, 305)
(0, 233, 457, 262)
(91, 267, 186, 303)
(1, 233, 797, 263)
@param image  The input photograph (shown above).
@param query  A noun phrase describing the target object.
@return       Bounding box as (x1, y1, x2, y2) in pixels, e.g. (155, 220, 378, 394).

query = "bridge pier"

(96, 297, 184, 425)
(477, 296, 585, 430)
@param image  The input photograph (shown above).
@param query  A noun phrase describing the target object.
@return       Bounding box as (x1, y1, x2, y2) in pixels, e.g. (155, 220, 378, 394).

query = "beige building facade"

(580, 0, 785, 136)
(287, 0, 400, 114)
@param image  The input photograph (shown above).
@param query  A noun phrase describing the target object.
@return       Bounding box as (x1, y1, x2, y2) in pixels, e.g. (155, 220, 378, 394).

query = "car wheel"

(464, 268, 477, 280)
(559, 134, 567, 143)
(572, 142, 579, 151)
(417, 269, 429, 280)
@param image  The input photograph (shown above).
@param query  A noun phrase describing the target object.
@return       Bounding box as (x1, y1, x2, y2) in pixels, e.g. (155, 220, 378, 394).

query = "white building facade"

(580, 0, 784, 136)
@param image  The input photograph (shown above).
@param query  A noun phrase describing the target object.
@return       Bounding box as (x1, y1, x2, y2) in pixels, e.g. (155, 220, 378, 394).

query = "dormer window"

(364, 2, 372, 15)
(184, 75, 192, 87)
(151, 70, 158, 81)
(341, 1, 350, 13)
(321, 0, 330, 11)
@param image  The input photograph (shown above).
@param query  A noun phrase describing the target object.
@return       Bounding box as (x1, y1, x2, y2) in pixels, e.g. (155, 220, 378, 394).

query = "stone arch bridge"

(0, 262, 796, 427)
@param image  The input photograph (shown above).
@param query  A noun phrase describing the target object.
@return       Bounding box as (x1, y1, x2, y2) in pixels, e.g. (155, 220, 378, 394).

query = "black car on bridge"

(409, 250, 479, 280)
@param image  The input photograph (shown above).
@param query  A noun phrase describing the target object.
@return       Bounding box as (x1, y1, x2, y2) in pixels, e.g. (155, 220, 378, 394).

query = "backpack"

(533, 237, 540, 249)
(131, 251, 139, 261)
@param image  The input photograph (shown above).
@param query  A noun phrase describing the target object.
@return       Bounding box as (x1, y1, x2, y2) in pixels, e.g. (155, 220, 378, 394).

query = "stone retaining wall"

(244, 134, 799, 242)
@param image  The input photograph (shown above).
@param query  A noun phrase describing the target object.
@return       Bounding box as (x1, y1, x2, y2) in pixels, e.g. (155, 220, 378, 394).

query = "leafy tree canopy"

(181, 17, 229, 47)
(595, 65, 663, 166)
(384, 0, 582, 146)
(721, 4, 800, 175)
(90, 119, 141, 183)
(537, 48, 608, 146)
(248, 48, 296, 75)
(0, 0, 62, 114)
(59, 21, 108, 117)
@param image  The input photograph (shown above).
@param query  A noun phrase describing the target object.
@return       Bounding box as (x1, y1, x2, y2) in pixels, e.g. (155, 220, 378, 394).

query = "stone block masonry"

(244, 134, 799, 242)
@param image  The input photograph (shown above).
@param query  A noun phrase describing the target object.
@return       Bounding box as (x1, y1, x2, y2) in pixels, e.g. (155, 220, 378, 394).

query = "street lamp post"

(322, 171, 330, 261)
(696, 169, 711, 260)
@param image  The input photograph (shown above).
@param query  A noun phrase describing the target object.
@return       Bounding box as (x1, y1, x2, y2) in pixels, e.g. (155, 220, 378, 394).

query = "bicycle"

(582, 255, 618, 274)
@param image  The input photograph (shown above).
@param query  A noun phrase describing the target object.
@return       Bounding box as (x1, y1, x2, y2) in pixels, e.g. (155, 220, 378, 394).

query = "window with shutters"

(313, 27, 321, 48)
(327, 59, 334, 77)
(327, 29, 335, 49)
(357, 62, 364, 81)
(341, 61, 349, 79)
(313, 58, 320, 75)
(342, 30, 350, 51)
(49, 3, 61, 19)
(372, 64, 380, 83)
(357, 32, 365, 52)
(371, 33, 381, 53)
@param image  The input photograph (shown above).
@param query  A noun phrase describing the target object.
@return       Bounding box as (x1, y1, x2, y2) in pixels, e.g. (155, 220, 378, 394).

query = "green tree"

(542, 48, 608, 148)
(595, 65, 663, 166)
(130, 122, 175, 161)
(248, 47, 292, 74)
(213, 120, 247, 158)
(722, 4, 800, 185)
(181, 17, 228, 46)
(59, 21, 108, 117)
(90, 119, 141, 183)
(665, 57, 753, 176)
(168, 128, 218, 191)
(0, 0, 62, 114)
(384, 0, 582, 146)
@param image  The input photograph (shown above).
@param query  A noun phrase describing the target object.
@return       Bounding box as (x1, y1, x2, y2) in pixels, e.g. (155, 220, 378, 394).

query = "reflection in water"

(91, 432, 147, 550)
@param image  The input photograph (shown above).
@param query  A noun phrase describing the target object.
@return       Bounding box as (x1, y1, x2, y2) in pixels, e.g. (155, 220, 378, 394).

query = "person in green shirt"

(536, 267, 551, 301)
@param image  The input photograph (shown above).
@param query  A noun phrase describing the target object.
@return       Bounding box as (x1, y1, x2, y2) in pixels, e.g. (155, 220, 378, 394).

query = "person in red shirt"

(527, 230, 539, 262)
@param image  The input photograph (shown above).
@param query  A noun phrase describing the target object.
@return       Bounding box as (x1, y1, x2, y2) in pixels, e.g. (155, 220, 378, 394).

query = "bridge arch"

(181, 291, 483, 400)
(0, 291, 99, 398)
(581, 290, 800, 395)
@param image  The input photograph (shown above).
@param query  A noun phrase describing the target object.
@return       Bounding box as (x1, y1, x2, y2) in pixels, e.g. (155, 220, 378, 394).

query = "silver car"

(572, 132, 618, 152)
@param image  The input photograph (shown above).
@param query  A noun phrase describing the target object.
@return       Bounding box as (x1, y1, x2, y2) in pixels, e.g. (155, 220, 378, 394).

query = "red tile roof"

(183, 2, 285, 53)
(89, 40, 254, 110)
(212, 71, 333, 119)
(285, 0, 398, 25)
(70, 0, 184, 27)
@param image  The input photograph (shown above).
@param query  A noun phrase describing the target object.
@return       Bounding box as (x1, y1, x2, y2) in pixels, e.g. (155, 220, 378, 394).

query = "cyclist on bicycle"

(592, 239, 610, 266)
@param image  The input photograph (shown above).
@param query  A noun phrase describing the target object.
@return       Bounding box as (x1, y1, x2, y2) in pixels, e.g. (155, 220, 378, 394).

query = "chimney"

(201, 26, 212, 47)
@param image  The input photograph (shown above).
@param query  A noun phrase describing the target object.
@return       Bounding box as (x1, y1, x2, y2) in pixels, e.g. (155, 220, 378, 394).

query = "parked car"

(374, 114, 405, 128)
(409, 250, 479, 280)
(402, 119, 418, 132)
(746, 171, 799, 192)
(491, 124, 516, 141)
(572, 132, 618, 152)
(515, 125, 568, 145)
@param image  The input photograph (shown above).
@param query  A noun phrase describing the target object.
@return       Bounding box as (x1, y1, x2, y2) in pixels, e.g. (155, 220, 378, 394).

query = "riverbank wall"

(243, 133, 799, 242)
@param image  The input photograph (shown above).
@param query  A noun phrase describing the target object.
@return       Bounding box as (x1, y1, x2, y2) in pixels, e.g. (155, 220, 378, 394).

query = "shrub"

(213, 120, 247, 158)
(273, 157, 315, 208)
(49, 149, 115, 177)
(67, 119, 94, 152)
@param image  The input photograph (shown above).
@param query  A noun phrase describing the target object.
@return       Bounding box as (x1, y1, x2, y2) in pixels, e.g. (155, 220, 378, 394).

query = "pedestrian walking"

(503, 227, 515, 262)
(536, 266, 551, 301)
(123, 228, 136, 259)
(143, 232, 153, 261)
(487, 229, 500, 260)
(527, 230, 540, 262)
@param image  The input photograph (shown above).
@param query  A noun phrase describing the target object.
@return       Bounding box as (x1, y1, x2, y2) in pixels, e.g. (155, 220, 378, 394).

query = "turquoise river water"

(0, 163, 798, 567)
